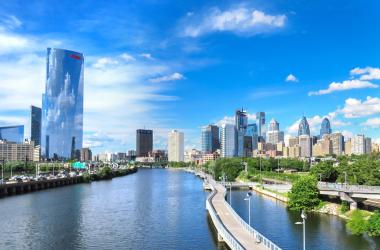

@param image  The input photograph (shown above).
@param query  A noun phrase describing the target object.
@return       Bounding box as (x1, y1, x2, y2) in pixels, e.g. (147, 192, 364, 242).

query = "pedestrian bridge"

(200, 172, 281, 250)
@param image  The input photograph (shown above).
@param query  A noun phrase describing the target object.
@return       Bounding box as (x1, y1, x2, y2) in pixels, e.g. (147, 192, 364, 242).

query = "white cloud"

(139, 53, 153, 59)
(339, 96, 380, 118)
(0, 15, 22, 30)
(215, 112, 256, 127)
(120, 53, 135, 61)
(361, 118, 380, 128)
(181, 6, 286, 37)
(286, 74, 298, 82)
(149, 72, 185, 83)
(92, 57, 119, 69)
(308, 80, 378, 96)
(350, 67, 380, 80)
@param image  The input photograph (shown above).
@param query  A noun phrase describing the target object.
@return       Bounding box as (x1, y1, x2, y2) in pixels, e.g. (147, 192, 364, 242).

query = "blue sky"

(0, 0, 379, 153)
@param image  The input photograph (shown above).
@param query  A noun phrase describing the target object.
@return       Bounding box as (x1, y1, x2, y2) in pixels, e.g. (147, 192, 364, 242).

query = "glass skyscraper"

(298, 116, 310, 136)
(256, 112, 266, 140)
(235, 109, 247, 157)
(201, 125, 220, 154)
(0, 125, 24, 143)
(41, 48, 84, 159)
(31, 106, 41, 146)
(136, 129, 153, 157)
(320, 117, 332, 138)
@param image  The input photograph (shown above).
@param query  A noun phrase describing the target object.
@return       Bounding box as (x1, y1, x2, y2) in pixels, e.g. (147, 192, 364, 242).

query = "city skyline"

(0, 1, 379, 154)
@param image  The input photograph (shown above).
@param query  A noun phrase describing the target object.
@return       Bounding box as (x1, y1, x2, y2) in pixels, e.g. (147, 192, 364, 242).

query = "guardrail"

(318, 182, 380, 193)
(206, 182, 245, 250)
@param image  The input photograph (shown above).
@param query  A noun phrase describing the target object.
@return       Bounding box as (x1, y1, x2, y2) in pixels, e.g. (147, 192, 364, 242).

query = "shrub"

(367, 211, 380, 237)
(347, 210, 367, 235)
(288, 175, 321, 211)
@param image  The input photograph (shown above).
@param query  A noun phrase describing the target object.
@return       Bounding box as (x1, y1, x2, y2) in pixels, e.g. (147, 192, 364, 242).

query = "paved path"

(208, 178, 269, 250)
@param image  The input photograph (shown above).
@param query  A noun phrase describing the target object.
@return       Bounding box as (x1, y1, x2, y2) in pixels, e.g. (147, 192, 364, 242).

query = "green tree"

(367, 211, 380, 237)
(310, 161, 338, 182)
(346, 210, 367, 235)
(288, 175, 320, 211)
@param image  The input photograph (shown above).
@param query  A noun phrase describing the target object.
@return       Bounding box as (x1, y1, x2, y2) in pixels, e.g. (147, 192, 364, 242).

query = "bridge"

(195, 171, 281, 250)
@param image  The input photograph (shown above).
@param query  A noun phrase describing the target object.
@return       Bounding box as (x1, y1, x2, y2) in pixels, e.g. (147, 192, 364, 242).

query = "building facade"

(352, 135, 366, 155)
(168, 130, 184, 162)
(256, 112, 266, 140)
(201, 125, 219, 154)
(0, 140, 35, 162)
(246, 123, 258, 150)
(235, 109, 248, 157)
(299, 135, 312, 158)
(80, 147, 92, 161)
(41, 48, 84, 160)
(320, 117, 332, 138)
(298, 116, 310, 136)
(136, 129, 153, 157)
(220, 124, 236, 158)
(266, 118, 284, 144)
(31, 106, 41, 146)
(0, 125, 24, 143)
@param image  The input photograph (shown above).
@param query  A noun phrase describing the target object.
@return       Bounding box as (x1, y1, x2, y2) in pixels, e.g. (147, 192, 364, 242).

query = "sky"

(0, 0, 379, 153)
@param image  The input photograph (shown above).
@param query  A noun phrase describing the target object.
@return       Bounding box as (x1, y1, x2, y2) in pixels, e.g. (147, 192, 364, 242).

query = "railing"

(318, 182, 380, 193)
(206, 182, 245, 250)
(219, 183, 282, 250)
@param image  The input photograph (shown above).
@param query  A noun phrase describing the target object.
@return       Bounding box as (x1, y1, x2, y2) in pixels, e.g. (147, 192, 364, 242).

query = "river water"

(0, 169, 379, 250)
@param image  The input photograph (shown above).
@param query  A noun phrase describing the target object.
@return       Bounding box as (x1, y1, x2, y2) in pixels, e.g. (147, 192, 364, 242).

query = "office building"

(0, 140, 35, 161)
(136, 129, 153, 157)
(298, 116, 310, 136)
(330, 133, 344, 156)
(80, 147, 92, 161)
(31, 106, 42, 146)
(201, 125, 220, 154)
(0, 125, 24, 143)
(299, 135, 312, 157)
(41, 48, 84, 159)
(365, 137, 372, 154)
(220, 124, 236, 158)
(266, 119, 284, 144)
(320, 117, 332, 138)
(243, 136, 253, 157)
(247, 123, 258, 150)
(288, 136, 299, 147)
(149, 150, 168, 162)
(352, 135, 365, 155)
(235, 109, 248, 157)
(256, 112, 266, 139)
(184, 149, 202, 164)
(345, 139, 352, 155)
(168, 130, 184, 162)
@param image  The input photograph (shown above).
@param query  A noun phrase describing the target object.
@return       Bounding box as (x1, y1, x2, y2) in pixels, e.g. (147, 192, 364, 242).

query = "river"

(0, 168, 379, 250)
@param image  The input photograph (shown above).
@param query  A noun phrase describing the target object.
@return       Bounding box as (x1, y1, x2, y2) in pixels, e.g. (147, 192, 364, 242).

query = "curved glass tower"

(298, 116, 310, 136)
(320, 117, 332, 138)
(41, 48, 84, 160)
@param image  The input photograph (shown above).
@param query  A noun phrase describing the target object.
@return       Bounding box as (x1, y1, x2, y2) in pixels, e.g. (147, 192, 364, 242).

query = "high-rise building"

(136, 129, 153, 157)
(220, 124, 236, 158)
(352, 135, 365, 155)
(298, 116, 310, 136)
(330, 133, 344, 156)
(243, 136, 253, 157)
(266, 119, 284, 144)
(80, 147, 92, 161)
(256, 112, 266, 139)
(365, 137, 372, 154)
(299, 135, 312, 157)
(41, 48, 84, 159)
(345, 139, 352, 155)
(235, 109, 248, 157)
(320, 117, 332, 138)
(288, 136, 299, 147)
(0, 125, 24, 143)
(31, 106, 41, 146)
(247, 123, 258, 150)
(168, 130, 184, 162)
(0, 140, 35, 161)
(201, 125, 220, 154)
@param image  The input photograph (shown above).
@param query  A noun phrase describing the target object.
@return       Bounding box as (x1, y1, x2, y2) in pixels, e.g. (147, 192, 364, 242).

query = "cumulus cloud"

(339, 96, 380, 118)
(350, 66, 380, 80)
(361, 118, 380, 128)
(149, 72, 185, 83)
(181, 6, 286, 37)
(308, 80, 378, 96)
(119, 53, 135, 61)
(286, 74, 298, 82)
(139, 53, 153, 59)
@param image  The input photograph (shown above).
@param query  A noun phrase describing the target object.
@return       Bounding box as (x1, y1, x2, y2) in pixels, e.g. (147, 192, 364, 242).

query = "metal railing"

(318, 182, 380, 193)
(206, 182, 245, 250)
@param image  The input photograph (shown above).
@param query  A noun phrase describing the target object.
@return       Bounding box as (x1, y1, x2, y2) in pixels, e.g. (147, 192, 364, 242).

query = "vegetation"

(288, 175, 321, 212)
(346, 210, 367, 235)
(340, 201, 350, 213)
(168, 162, 193, 168)
(367, 211, 380, 237)
(310, 161, 338, 182)
(204, 158, 244, 181)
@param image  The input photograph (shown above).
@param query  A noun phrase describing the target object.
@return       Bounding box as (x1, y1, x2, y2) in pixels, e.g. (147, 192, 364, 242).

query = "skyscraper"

(41, 48, 84, 159)
(266, 119, 284, 144)
(298, 116, 310, 136)
(247, 123, 258, 150)
(352, 135, 365, 155)
(201, 125, 220, 154)
(320, 117, 332, 138)
(299, 135, 312, 158)
(0, 125, 24, 143)
(31, 106, 41, 146)
(168, 130, 184, 162)
(256, 112, 266, 139)
(136, 129, 153, 157)
(220, 124, 236, 158)
(235, 109, 248, 157)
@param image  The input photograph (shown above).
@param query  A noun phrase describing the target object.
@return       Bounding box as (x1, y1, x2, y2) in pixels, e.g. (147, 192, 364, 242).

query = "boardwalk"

(205, 175, 281, 250)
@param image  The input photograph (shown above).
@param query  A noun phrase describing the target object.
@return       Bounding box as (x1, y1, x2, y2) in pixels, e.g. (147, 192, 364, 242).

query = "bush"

(340, 201, 349, 213)
(367, 211, 380, 237)
(347, 210, 367, 235)
(288, 175, 321, 212)
(310, 161, 338, 182)
(98, 166, 113, 179)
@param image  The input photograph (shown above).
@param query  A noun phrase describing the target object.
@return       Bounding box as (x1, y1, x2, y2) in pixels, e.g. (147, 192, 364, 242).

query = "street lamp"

(295, 210, 307, 250)
(244, 192, 252, 226)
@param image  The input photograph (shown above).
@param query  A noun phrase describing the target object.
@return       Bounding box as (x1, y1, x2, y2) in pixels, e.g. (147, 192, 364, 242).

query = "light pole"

(344, 171, 348, 186)
(229, 182, 232, 206)
(319, 173, 322, 182)
(244, 192, 252, 226)
(295, 210, 307, 250)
